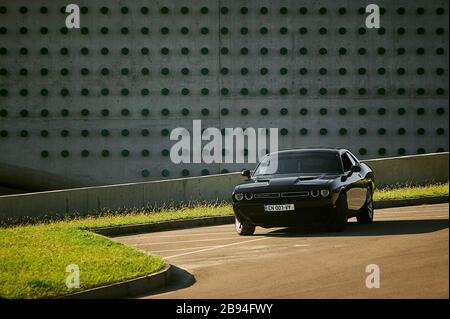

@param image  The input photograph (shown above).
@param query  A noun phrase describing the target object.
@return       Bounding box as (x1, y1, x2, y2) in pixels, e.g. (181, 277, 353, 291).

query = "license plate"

(264, 204, 295, 212)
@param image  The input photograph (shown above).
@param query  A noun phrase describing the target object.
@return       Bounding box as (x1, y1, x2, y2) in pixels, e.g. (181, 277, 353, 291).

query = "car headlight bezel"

(311, 189, 320, 198)
(234, 193, 244, 201)
(320, 189, 330, 197)
(244, 192, 253, 200)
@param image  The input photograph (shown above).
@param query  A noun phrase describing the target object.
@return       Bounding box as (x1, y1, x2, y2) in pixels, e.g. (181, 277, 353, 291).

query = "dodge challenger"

(232, 148, 375, 235)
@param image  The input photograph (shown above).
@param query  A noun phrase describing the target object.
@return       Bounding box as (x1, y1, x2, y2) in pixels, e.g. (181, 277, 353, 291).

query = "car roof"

(268, 147, 349, 156)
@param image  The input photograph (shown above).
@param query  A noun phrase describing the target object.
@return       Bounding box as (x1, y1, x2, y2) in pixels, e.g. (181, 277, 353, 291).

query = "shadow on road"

(135, 265, 196, 298)
(260, 219, 449, 237)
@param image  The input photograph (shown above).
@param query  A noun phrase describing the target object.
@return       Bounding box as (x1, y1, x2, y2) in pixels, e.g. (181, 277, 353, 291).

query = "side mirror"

(350, 165, 362, 173)
(241, 169, 251, 179)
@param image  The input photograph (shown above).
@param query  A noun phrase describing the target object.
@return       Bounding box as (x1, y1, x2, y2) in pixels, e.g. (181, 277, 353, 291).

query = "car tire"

(356, 187, 374, 224)
(328, 192, 348, 232)
(235, 218, 255, 236)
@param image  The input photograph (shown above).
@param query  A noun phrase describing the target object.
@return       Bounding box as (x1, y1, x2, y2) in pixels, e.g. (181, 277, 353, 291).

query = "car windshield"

(254, 152, 342, 176)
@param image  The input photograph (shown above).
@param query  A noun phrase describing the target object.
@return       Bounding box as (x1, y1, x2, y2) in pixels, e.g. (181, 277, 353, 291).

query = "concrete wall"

(0, 0, 448, 186)
(0, 173, 245, 221)
(0, 153, 447, 222)
(364, 152, 449, 187)
(0, 161, 84, 192)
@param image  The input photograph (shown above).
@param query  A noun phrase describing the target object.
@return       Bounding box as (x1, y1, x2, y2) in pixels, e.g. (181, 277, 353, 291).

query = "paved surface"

(114, 204, 449, 298)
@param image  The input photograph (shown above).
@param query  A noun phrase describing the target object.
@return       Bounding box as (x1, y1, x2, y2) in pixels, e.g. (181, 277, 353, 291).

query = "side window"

(341, 153, 354, 172)
(348, 152, 359, 164)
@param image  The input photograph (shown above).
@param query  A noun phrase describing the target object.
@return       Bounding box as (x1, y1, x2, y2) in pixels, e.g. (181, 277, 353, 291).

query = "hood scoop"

(255, 175, 325, 185)
(268, 176, 313, 186)
(297, 176, 320, 181)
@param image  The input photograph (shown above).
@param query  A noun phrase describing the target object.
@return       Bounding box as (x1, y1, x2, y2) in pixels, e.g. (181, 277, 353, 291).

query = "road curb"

(59, 264, 171, 299)
(91, 215, 235, 237)
(91, 196, 448, 237)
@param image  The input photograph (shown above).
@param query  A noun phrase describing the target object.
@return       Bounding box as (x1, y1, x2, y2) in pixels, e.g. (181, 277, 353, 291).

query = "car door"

(341, 152, 367, 211)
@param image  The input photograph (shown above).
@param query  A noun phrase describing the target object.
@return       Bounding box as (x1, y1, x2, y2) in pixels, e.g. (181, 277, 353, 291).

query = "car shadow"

(255, 219, 449, 237)
(134, 265, 196, 298)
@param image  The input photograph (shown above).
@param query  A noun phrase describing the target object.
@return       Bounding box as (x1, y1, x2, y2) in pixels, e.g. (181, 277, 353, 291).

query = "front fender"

(331, 186, 346, 206)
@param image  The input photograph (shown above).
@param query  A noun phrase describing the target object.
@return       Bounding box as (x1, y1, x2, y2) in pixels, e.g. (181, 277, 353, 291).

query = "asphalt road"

(114, 203, 449, 298)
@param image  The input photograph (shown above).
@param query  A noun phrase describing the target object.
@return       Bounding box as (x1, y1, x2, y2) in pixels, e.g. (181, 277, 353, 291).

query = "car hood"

(235, 174, 340, 192)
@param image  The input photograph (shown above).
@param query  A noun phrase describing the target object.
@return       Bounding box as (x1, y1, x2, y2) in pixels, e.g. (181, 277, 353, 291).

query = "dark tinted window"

(254, 152, 341, 176)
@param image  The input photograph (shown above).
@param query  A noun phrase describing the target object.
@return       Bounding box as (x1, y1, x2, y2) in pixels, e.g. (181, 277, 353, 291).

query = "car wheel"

(357, 187, 374, 224)
(328, 192, 348, 232)
(235, 218, 255, 236)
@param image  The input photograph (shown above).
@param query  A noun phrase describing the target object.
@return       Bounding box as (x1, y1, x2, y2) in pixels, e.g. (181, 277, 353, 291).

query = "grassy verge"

(0, 204, 231, 299)
(0, 224, 165, 299)
(374, 182, 448, 201)
(71, 203, 234, 229)
(0, 184, 447, 299)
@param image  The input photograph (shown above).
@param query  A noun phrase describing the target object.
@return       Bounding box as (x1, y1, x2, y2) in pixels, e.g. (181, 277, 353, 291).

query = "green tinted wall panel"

(0, 0, 448, 185)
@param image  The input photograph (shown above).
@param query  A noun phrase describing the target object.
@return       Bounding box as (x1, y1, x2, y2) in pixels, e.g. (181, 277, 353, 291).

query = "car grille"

(252, 191, 310, 199)
(281, 191, 310, 198)
(254, 192, 280, 199)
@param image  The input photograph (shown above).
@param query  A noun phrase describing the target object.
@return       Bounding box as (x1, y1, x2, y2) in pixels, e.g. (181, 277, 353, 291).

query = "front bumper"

(233, 199, 335, 227)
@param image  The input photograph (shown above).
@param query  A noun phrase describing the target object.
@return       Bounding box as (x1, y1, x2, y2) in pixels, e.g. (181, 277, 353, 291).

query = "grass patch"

(0, 184, 447, 299)
(374, 183, 448, 201)
(0, 224, 165, 299)
(0, 204, 231, 299)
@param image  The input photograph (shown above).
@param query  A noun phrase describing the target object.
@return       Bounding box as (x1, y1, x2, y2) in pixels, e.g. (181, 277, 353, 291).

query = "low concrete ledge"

(60, 264, 171, 299)
(0, 153, 447, 223)
(374, 196, 448, 209)
(91, 215, 235, 237)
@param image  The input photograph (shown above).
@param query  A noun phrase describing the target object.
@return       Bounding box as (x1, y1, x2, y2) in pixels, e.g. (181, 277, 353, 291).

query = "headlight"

(311, 190, 319, 197)
(244, 193, 253, 200)
(234, 193, 244, 201)
(320, 189, 330, 197)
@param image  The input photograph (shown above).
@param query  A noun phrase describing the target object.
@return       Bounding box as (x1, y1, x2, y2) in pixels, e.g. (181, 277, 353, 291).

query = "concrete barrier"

(0, 173, 245, 221)
(0, 153, 447, 222)
(364, 152, 449, 187)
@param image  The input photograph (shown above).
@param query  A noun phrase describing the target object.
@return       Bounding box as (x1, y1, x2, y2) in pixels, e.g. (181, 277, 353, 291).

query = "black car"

(232, 148, 375, 235)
